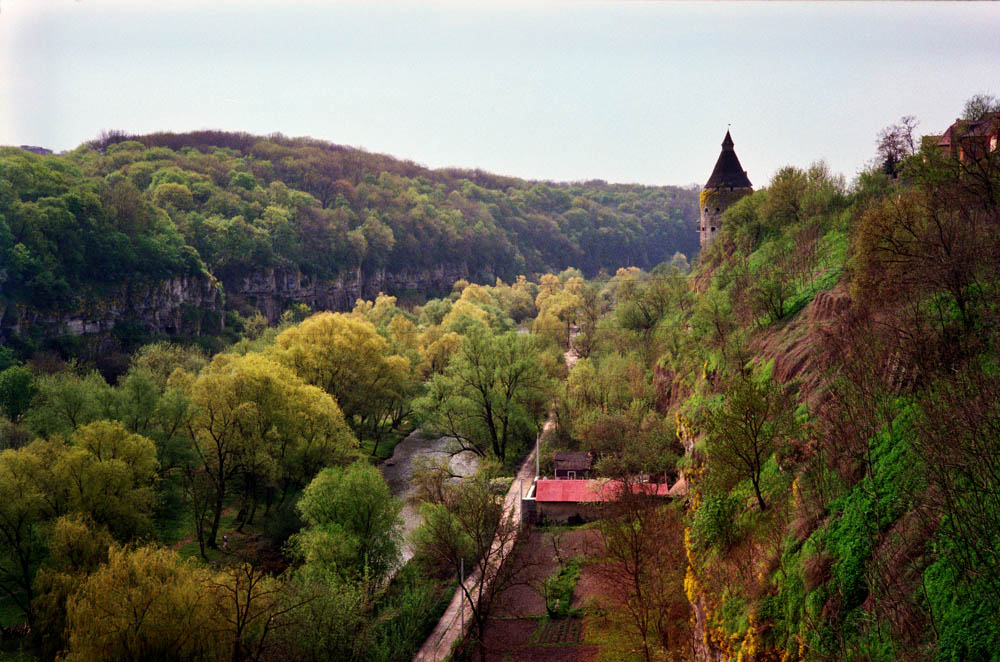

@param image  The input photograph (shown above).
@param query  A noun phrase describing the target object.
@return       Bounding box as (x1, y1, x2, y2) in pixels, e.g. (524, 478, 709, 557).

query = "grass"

(544, 558, 582, 618)
(586, 602, 644, 662)
(362, 426, 414, 464)
(172, 506, 259, 562)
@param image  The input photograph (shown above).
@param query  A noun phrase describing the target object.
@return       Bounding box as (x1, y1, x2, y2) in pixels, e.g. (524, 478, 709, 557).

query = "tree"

(876, 115, 919, 175)
(270, 312, 413, 446)
(60, 420, 160, 540)
(31, 514, 113, 660)
(24, 370, 105, 438)
(0, 445, 49, 622)
(210, 559, 302, 662)
(275, 567, 369, 662)
(186, 353, 356, 555)
(412, 471, 528, 662)
(597, 480, 690, 662)
(703, 372, 797, 511)
(415, 326, 552, 463)
(290, 461, 402, 587)
(129, 342, 207, 390)
(962, 93, 1000, 121)
(0, 366, 36, 420)
(62, 545, 224, 661)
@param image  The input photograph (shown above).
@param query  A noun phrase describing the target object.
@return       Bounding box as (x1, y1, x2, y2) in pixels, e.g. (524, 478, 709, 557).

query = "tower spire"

(699, 129, 754, 250)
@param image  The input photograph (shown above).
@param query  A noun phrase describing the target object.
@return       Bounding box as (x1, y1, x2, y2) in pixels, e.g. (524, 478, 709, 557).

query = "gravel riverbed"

(380, 430, 480, 564)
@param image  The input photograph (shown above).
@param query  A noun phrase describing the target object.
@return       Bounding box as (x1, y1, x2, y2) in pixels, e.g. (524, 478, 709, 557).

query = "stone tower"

(700, 130, 753, 250)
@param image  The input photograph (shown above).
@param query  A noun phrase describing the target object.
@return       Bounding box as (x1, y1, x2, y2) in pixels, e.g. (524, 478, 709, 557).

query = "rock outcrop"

(224, 263, 473, 321)
(0, 274, 224, 342)
(0, 262, 478, 343)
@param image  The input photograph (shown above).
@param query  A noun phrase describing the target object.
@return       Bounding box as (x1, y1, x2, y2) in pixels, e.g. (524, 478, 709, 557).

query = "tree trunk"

(208, 488, 225, 548)
(753, 477, 767, 511)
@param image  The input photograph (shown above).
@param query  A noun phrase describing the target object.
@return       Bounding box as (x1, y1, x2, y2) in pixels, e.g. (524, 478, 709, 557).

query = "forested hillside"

(503, 100, 1000, 661)
(475, 104, 1000, 662)
(0, 131, 696, 355)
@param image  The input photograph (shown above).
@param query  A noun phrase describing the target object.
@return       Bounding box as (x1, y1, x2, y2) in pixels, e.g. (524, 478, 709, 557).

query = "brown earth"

(474, 528, 609, 662)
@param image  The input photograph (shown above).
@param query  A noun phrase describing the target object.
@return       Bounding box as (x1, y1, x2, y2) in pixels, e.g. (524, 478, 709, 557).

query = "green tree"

(185, 353, 356, 555)
(415, 326, 552, 463)
(703, 373, 797, 511)
(24, 370, 105, 438)
(60, 420, 160, 540)
(0, 366, 37, 420)
(0, 445, 49, 621)
(291, 461, 402, 587)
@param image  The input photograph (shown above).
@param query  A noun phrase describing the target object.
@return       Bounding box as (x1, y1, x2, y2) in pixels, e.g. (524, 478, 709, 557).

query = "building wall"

(537, 502, 604, 524)
(699, 187, 752, 250)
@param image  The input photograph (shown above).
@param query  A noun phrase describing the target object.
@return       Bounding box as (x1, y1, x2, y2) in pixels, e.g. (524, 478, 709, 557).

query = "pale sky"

(2, 0, 998, 186)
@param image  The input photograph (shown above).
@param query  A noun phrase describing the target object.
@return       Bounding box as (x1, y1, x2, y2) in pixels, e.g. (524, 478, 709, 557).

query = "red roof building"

(534, 478, 672, 503)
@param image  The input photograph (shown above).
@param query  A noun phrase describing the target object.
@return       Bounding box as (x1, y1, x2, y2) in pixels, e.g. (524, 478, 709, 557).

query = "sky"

(1, 0, 998, 187)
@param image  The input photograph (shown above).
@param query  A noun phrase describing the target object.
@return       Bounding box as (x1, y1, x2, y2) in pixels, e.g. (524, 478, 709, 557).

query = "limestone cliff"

(0, 262, 475, 344)
(223, 263, 472, 321)
(0, 275, 224, 343)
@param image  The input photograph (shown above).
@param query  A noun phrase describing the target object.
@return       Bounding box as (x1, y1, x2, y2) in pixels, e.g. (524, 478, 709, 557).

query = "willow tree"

(186, 353, 356, 554)
(415, 325, 551, 463)
(270, 312, 415, 453)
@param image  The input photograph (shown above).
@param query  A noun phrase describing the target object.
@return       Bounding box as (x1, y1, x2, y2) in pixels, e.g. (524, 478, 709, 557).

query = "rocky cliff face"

(224, 263, 472, 321)
(0, 275, 224, 343)
(1, 262, 476, 344)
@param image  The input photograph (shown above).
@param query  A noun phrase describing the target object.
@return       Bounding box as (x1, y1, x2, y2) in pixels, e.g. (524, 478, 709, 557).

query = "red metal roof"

(534, 479, 671, 503)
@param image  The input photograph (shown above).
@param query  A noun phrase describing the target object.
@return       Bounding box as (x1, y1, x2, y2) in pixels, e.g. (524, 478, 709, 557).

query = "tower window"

(715, 208, 720, 213)
(711, 227, 716, 232)
(704, 207, 709, 213)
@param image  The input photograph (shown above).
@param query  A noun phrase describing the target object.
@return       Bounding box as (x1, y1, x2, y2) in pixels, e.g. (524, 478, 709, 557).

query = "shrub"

(692, 493, 740, 552)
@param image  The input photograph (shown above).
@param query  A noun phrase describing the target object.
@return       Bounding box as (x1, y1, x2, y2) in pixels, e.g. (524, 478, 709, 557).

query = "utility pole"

(535, 430, 540, 480)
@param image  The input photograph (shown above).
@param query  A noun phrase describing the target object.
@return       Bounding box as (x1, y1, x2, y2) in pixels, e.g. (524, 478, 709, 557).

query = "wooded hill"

(649, 110, 1000, 659)
(0, 131, 697, 326)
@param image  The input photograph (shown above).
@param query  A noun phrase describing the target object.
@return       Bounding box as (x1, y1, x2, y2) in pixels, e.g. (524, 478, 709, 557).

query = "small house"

(553, 451, 593, 479)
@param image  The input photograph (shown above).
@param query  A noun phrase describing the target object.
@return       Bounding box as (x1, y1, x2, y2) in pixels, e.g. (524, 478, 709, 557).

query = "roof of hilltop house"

(553, 451, 593, 473)
(937, 112, 1000, 149)
(534, 478, 672, 503)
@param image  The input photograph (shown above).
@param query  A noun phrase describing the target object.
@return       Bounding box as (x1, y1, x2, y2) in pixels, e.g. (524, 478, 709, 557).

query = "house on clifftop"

(933, 112, 1000, 163)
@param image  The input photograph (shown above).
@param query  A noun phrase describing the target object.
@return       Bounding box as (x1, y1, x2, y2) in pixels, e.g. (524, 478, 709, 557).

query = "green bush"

(544, 558, 581, 618)
(691, 493, 740, 552)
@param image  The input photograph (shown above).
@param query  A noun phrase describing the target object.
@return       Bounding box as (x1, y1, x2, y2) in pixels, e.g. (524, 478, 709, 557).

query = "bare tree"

(877, 115, 919, 175)
(596, 478, 691, 662)
(412, 472, 533, 662)
(961, 93, 1000, 121)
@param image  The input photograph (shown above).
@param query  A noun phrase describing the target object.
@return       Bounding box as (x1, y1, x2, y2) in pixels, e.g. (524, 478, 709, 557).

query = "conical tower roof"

(704, 130, 752, 189)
